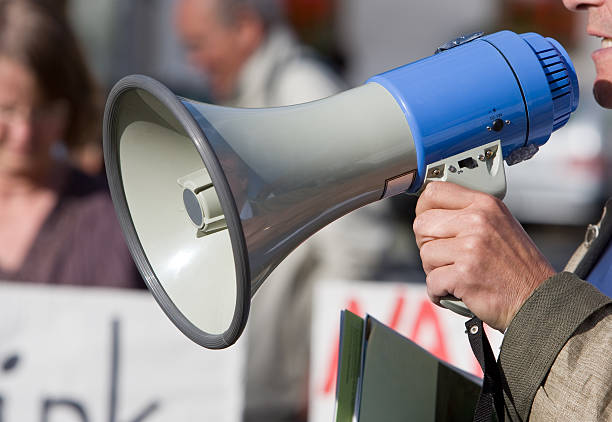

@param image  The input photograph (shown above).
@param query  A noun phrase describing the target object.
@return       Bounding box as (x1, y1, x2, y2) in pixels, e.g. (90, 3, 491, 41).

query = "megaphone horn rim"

(103, 74, 251, 349)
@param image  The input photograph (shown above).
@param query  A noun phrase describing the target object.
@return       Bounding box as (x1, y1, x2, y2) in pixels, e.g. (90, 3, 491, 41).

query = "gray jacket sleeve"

(498, 272, 612, 421)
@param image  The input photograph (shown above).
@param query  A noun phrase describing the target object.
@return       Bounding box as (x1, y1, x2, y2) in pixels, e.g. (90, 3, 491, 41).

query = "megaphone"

(103, 31, 578, 349)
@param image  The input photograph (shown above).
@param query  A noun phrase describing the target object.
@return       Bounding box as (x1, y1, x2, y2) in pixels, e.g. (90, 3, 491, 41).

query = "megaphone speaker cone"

(104, 76, 250, 349)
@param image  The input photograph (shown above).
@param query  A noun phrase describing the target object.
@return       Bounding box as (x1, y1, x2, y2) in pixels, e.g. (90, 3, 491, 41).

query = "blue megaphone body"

(369, 30, 579, 194)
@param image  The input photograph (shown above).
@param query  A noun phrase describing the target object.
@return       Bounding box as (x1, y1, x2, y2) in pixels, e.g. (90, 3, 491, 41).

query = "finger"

(414, 208, 486, 248)
(425, 264, 459, 305)
(415, 181, 482, 216)
(414, 208, 463, 247)
(419, 237, 459, 274)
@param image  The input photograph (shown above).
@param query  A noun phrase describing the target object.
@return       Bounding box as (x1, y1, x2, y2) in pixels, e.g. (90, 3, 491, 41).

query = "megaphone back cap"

(104, 75, 250, 349)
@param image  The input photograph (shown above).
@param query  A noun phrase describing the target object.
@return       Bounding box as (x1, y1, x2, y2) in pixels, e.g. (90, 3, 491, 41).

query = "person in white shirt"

(175, 1, 397, 420)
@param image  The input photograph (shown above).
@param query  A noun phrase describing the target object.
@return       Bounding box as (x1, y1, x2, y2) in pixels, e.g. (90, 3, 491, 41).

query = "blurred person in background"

(175, 0, 342, 107)
(36, 0, 105, 177)
(414, 0, 612, 419)
(0, 0, 141, 288)
(175, 0, 396, 421)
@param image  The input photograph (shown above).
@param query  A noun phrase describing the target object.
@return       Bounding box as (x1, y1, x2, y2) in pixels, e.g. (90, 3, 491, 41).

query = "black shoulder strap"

(466, 317, 505, 422)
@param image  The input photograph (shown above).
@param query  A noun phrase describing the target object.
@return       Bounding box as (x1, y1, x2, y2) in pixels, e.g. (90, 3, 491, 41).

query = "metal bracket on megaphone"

(417, 139, 506, 318)
(418, 139, 506, 199)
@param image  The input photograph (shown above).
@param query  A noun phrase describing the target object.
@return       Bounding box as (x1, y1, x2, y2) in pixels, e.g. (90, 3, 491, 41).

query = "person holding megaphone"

(415, 0, 612, 419)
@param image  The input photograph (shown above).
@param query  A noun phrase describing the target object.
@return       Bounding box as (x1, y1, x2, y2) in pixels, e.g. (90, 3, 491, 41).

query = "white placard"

(0, 281, 245, 422)
(308, 280, 503, 422)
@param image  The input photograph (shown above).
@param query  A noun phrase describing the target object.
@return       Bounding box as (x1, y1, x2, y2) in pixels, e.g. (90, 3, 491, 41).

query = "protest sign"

(0, 282, 245, 422)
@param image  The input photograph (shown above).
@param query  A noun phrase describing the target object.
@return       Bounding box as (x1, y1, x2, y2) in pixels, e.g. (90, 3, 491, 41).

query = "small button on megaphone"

(103, 30, 578, 348)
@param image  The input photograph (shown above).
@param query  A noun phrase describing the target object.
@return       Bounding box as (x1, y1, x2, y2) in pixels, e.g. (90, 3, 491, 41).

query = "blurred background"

(1, 0, 609, 421)
(73, 0, 610, 420)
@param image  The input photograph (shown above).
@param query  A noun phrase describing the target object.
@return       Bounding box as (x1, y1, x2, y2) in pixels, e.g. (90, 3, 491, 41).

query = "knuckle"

(466, 210, 497, 235)
(462, 235, 482, 253)
(477, 193, 503, 212)
(452, 285, 466, 301)
(423, 182, 440, 200)
(456, 258, 478, 278)
(424, 181, 438, 195)
(425, 276, 438, 298)
(467, 210, 488, 227)
(412, 214, 424, 234)
(419, 241, 432, 262)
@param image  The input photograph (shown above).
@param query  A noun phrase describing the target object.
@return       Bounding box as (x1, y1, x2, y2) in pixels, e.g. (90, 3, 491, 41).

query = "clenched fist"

(413, 182, 555, 331)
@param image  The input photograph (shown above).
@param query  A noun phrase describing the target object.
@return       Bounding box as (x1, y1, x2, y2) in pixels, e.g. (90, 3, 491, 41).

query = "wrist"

(503, 265, 556, 331)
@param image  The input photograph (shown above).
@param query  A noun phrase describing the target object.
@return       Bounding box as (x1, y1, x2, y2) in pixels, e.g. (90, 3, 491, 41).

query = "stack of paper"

(334, 310, 481, 421)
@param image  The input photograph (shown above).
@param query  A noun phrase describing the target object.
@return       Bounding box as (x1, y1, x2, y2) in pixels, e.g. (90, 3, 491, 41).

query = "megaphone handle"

(418, 140, 505, 319)
(439, 295, 475, 318)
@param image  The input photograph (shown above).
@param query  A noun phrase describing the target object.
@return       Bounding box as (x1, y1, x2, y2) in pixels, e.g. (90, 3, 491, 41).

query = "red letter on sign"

(387, 294, 405, 331)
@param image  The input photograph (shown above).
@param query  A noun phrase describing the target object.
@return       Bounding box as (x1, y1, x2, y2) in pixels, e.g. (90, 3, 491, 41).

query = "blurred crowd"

(0, 0, 608, 421)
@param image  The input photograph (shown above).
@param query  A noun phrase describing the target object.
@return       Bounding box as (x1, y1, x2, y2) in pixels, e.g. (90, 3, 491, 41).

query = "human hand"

(413, 181, 555, 331)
